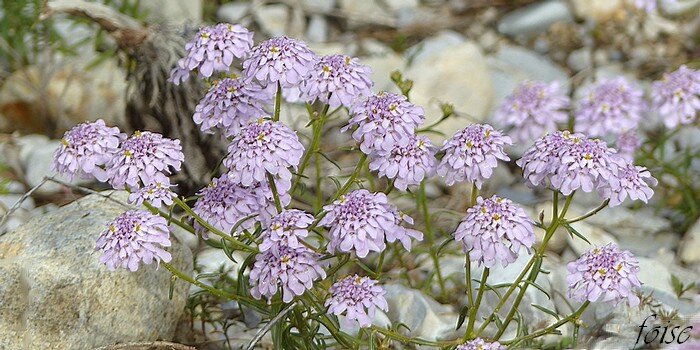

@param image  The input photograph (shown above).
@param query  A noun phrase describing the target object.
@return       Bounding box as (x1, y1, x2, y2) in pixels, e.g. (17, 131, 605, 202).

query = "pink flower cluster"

(567, 243, 642, 306)
(454, 195, 535, 268)
(319, 189, 423, 257)
(517, 131, 656, 206)
(170, 23, 253, 84)
(437, 124, 512, 189)
(96, 210, 172, 271)
(494, 80, 569, 143)
(54, 122, 183, 208)
(325, 275, 388, 328)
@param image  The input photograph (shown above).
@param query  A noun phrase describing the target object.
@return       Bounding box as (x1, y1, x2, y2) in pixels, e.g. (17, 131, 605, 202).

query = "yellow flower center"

(60, 138, 69, 146)
(124, 150, 133, 157)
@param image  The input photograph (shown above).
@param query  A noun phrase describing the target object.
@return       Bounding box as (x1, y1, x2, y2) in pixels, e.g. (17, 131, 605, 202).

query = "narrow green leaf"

(532, 304, 561, 320)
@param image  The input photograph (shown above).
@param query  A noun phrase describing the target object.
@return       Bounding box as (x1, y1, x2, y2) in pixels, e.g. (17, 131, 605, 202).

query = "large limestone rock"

(405, 32, 494, 145)
(0, 193, 193, 350)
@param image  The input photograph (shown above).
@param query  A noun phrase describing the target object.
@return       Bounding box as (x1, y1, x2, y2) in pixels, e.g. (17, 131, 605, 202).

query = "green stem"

(465, 254, 473, 308)
(465, 267, 489, 339)
(273, 81, 282, 122)
(420, 181, 446, 297)
(143, 202, 196, 234)
(173, 197, 255, 252)
(332, 153, 368, 202)
(470, 181, 478, 207)
(266, 173, 283, 213)
(494, 193, 575, 339)
(291, 103, 331, 194)
(162, 262, 238, 301)
(502, 301, 590, 346)
(314, 151, 323, 213)
(369, 326, 461, 347)
(564, 199, 609, 224)
(375, 250, 386, 279)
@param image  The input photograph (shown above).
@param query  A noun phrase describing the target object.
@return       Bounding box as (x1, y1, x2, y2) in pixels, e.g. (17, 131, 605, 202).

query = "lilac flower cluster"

(567, 243, 642, 306)
(344, 92, 425, 154)
(96, 210, 172, 271)
(223, 119, 304, 194)
(170, 23, 253, 85)
(258, 209, 314, 251)
(319, 189, 423, 257)
(54, 122, 183, 208)
(615, 130, 641, 163)
(242, 36, 317, 89)
(193, 175, 285, 236)
(104, 131, 184, 190)
(493, 80, 570, 143)
(128, 178, 176, 208)
(249, 243, 326, 303)
(454, 195, 535, 268)
(455, 338, 505, 350)
(300, 54, 373, 108)
(53, 119, 124, 180)
(651, 65, 700, 129)
(575, 77, 646, 138)
(193, 77, 271, 137)
(517, 131, 657, 205)
(437, 124, 512, 188)
(325, 275, 388, 328)
(368, 134, 437, 191)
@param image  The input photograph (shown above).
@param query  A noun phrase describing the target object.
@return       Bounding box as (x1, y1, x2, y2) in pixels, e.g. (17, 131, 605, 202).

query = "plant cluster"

(52, 22, 699, 349)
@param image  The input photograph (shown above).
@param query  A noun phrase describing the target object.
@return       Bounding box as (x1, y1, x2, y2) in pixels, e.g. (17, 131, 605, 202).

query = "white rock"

(568, 47, 593, 71)
(16, 135, 88, 195)
(406, 32, 493, 145)
(139, 0, 202, 25)
(255, 4, 290, 37)
(196, 247, 247, 279)
(565, 222, 619, 255)
(306, 15, 329, 42)
(571, 0, 624, 22)
(383, 284, 460, 341)
(365, 53, 405, 94)
(339, 0, 389, 27)
(660, 0, 700, 16)
(498, 0, 574, 37)
(0, 58, 127, 134)
(487, 45, 569, 118)
(0, 193, 192, 349)
(302, 0, 336, 12)
(583, 206, 670, 237)
(680, 219, 700, 263)
(217, 2, 251, 24)
(385, 0, 420, 12)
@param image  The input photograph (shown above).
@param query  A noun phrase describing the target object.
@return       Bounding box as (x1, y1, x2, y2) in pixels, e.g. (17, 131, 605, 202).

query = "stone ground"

(0, 0, 699, 349)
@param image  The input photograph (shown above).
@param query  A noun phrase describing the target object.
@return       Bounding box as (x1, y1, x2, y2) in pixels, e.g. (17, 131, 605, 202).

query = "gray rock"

(17, 135, 88, 195)
(406, 32, 493, 145)
(565, 221, 619, 256)
(302, 0, 336, 12)
(498, 1, 574, 38)
(306, 15, 329, 42)
(568, 47, 593, 71)
(255, 4, 290, 37)
(487, 45, 569, 118)
(385, 0, 420, 12)
(383, 284, 460, 341)
(217, 2, 251, 25)
(680, 219, 700, 264)
(660, 0, 700, 16)
(571, 0, 624, 22)
(583, 206, 670, 238)
(139, 0, 202, 25)
(0, 193, 192, 350)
